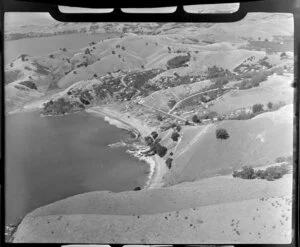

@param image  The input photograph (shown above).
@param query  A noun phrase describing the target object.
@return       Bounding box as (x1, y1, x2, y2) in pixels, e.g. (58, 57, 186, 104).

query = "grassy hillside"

(164, 104, 293, 185)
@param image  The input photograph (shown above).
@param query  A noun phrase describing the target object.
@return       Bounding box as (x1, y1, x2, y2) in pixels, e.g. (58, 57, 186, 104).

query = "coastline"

(86, 105, 167, 190)
(8, 102, 168, 190)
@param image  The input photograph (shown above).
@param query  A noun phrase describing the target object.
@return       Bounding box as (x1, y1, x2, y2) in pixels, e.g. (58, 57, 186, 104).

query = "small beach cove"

(5, 107, 154, 225)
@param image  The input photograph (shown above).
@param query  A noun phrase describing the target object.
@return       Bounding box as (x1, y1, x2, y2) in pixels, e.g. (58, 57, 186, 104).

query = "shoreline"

(85, 106, 166, 189)
(86, 106, 167, 190)
(8, 102, 167, 190)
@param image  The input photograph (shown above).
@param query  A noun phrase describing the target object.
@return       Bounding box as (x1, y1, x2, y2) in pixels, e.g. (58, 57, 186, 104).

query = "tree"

(192, 115, 201, 123)
(155, 144, 168, 157)
(62, 48, 67, 52)
(280, 52, 288, 59)
(171, 132, 180, 142)
(151, 131, 158, 139)
(133, 187, 141, 191)
(166, 158, 173, 169)
(144, 136, 154, 146)
(85, 48, 90, 54)
(175, 125, 181, 132)
(216, 128, 229, 140)
(157, 115, 163, 121)
(267, 102, 273, 110)
(252, 103, 264, 114)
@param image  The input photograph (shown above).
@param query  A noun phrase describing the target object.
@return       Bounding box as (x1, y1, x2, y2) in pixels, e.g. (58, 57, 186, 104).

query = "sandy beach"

(86, 105, 168, 189)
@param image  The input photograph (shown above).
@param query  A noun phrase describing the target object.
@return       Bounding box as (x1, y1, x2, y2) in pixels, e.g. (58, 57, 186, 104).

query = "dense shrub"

(133, 187, 141, 191)
(232, 164, 290, 181)
(229, 111, 256, 120)
(171, 132, 180, 142)
(43, 98, 84, 115)
(144, 136, 154, 146)
(49, 54, 54, 58)
(216, 128, 229, 140)
(151, 131, 158, 139)
(155, 144, 168, 157)
(206, 66, 230, 79)
(267, 102, 273, 109)
(19, 81, 37, 90)
(252, 103, 264, 113)
(19, 54, 28, 61)
(232, 166, 255, 179)
(157, 115, 163, 121)
(264, 165, 290, 180)
(192, 115, 201, 123)
(280, 52, 288, 59)
(175, 124, 181, 132)
(166, 55, 190, 69)
(166, 158, 173, 169)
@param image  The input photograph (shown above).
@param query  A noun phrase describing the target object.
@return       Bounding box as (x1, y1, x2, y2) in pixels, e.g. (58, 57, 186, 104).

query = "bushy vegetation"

(192, 115, 201, 123)
(234, 68, 280, 90)
(151, 131, 158, 139)
(49, 54, 54, 58)
(157, 114, 163, 121)
(19, 81, 37, 90)
(267, 102, 273, 109)
(155, 143, 168, 157)
(232, 166, 255, 179)
(43, 98, 85, 115)
(166, 55, 190, 69)
(233, 164, 290, 181)
(19, 54, 29, 61)
(166, 158, 173, 169)
(171, 132, 180, 142)
(280, 52, 288, 59)
(144, 136, 154, 146)
(206, 66, 231, 79)
(252, 103, 264, 113)
(216, 128, 229, 140)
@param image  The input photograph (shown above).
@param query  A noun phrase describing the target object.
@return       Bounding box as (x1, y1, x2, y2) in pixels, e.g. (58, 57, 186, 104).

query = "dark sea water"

(5, 111, 149, 225)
